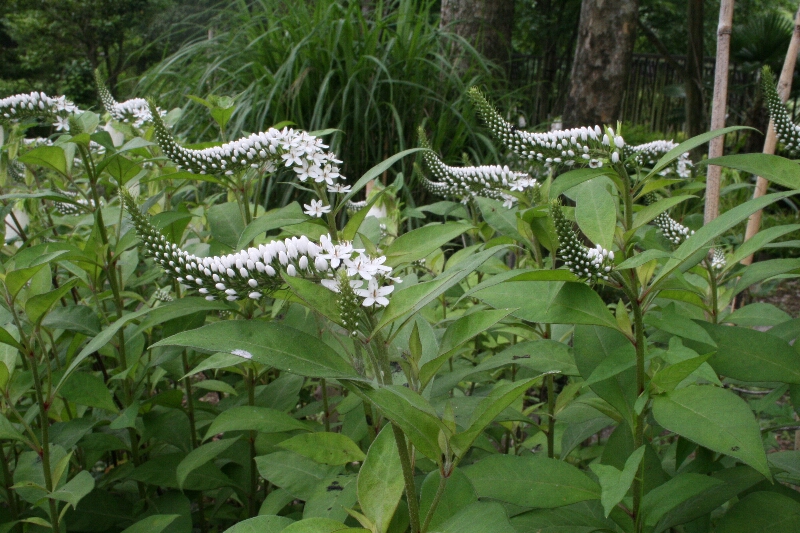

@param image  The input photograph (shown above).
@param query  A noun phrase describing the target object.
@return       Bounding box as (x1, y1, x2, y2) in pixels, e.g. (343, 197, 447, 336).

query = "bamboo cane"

(704, 0, 735, 224)
(741, 4, 800, 265)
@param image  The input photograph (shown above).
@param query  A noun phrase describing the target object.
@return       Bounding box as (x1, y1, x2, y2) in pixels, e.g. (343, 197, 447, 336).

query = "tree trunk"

(686, 0, 705, 154)
(440, 0, 514, 70)
(563, 0, 639, 128)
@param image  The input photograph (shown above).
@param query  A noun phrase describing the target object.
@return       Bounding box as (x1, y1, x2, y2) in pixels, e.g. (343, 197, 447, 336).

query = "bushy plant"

(1, 63, 800, 533)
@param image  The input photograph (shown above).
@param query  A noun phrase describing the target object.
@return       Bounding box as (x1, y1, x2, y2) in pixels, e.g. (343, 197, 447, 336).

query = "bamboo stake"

(741, 4, 800, 265)
(704, 0, 735, 224)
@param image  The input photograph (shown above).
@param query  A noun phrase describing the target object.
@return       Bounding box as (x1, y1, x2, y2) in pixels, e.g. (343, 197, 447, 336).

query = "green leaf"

(651, 353, 713, 392)
(41, 305, 100, 336)
(49, 470, 94, 509)
(152, 320, 361, 380)
(120, 515, 180, 533)
(17, 145, 66, 175)
(25, 279, 79, 325)
(724, 303, 792, 327)
(0, 413, 25, 442)
(283, 518, 363, 533)
(419, 469, 477, 531)
(730, 258, 800, 297)
(337, 148, 426, 213)
(589, 446, 645, 517)
(280, 274, 341, 325)
(383, 222, 471, 267)
(616, 250, 672, 270)
(103, 154, 141, 184)
(432, 502, 515, 533)
(574, 178, 616, 249)
(550, 167, 611, 199)
(220, 515, 294, 533)
(366, 386, 446, 461)
(451, 378, 540, 458)
(631, 195, 695, 232)
(700, 323, 800, 384)
(0, 327, 24, 352)
(341, 190, 387, 242)
(476, 197, 527, 243)
(129, 298, 229, 337)
(464, 455, 600, 508)
(177, 438, 239, 489)
(204, 406, 309, 440)
(183, 353, 245, 378)
(208, 202, 245, 248)
(279, 433, 365, 465)
(5, 264, 48, 299)
(646, 126, 752, 178)
(59, 372, 118, 412)
(237, 203, 308, 249)
(357, 425, 404, 533)
(701, 153, 800, 190)
(715, 491, 800, 532)
(256, 451, 341, 500)
(650, 190, 800, 289)
(374, 247, 503, 333)
(651, 385, 770, 478)
(641, 473, 723, 528)
(726, 224, 800, 266)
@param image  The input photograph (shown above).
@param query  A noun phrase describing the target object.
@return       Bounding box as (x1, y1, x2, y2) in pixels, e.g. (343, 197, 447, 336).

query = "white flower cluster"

(121, 191, 396, 307)
(95, 74, 163, 127)
(149, 101, 345, 185)
(762, 67, 800, 155)
(625, 140, 692, 178)
(0, 92, 80, 124)
(54, 190, 95, 215)
(468, 88, 619, 168)
(711, 248, 726, 270)
(653, 212, 694, 245)
(551, 201, 614, 282)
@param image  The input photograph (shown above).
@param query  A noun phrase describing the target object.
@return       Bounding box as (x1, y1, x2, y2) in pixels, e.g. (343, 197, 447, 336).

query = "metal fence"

(508, 52, 767, 135)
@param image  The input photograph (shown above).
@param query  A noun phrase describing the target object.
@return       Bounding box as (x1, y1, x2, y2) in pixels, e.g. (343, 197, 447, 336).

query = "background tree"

(440, 0, 515, 71)
(563, 0, 640, 127)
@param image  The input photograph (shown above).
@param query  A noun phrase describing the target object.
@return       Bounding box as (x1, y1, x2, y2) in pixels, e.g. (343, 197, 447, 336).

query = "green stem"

(247, 368, 258, 518)
(182, 351, 207, 533)
(420, 471, 447, 533)
(391, 423, 421, 533)
(29, 352, 59, 532)
(708, 261, 719, 324)
(0, 442, 21, 532)
(321, 379, 331, 432)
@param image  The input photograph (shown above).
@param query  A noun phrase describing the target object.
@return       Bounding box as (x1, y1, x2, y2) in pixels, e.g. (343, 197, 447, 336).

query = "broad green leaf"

(279, 433, 365, 465)
(256, 451, 341, 501)
(464, 455, 600, 508)
(5, 264, 48, 299)
(220, 515, 294, 533)
(432, 502, 515, 533)
(616, 249, 671, 270)
(641, 473, 723, 528)
(0, 413, 25, 442)
(304, 474, 358, 522)
(451, 378, 540, 458)
(419, 469, 477, 531)
(120, 515, 180, 533)
(59, 372, 118, 412)
(715, 491, 800, 532)
(237, 203, 308, 249)
(476, 197, 527, 243)
(729, 258, 800, 297)
(283, 518, 364, 533)
(208, 202, 245, 248)
(384, 222, 471, 267)
(374, 247, 503, 333)
(357, 425, 404, 533)
(0, 327, 24, 352)
(337, 148, 426, 213)
(700, 323, 800, 384)
(702, 153, 800, 190)
(25, 278, 79, 325)
(177, 438, 239, 489)
(366, 385, 446, 461)
(152, 320, 361, 380)
(193, 379, 237, 396)
(129, 298, 229, 337)
(130, 452, 233, 490)
(650, 190, 800, 289)
(41, 305, 100, 336)
(341, 190, 386, 242)
(652, 385, 770, 478)
(723, 303, 792, 327)
(49, 470, 94, 509)
(550, 167, 611, 199)
(574, 178, 616, 249)
(17, 145, 66, 174)
(651, 353, 712, 392)
(646, 126, 751, 178)
(438, 309, 515, 355)
(183, 353, 245, 378)
(510, 501, 617, 532)
(589, 446, 645, 517)
(204, 406, 308, 440)
(726, 224, 800, 266)
(280, 274, 341, 325)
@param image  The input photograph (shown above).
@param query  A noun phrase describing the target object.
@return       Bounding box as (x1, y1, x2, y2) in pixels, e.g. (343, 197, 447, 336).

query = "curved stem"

(420, 471, 447, 533)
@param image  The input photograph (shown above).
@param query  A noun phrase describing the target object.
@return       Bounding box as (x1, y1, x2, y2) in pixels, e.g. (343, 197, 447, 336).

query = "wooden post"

(704, 0, 735, 224)
(741, 4, 800, 265)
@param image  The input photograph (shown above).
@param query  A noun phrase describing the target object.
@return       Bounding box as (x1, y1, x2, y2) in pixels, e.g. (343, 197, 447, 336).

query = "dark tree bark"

(440, 0, 514, 70)
(563, 0, 639, 128)
(686, 0, 705, 151)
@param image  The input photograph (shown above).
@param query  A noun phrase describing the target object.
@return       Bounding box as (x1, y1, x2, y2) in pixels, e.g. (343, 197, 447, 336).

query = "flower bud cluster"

(625, 140, 691, 178)
(153, 288, 174, 302)
(0, 92, 80, 124)
(550, 201, 613, 281)
(653, 212, 693, 245)
(762, 67, 800, 155)
(54, 190, 95, 215)
(121, 191, 396, 307)
(8, 159, 25, 182)
(96, 72, 162, 127)
(468, 88, 614, 169)
(149, 101, 344, 184)
(711, 249, 726, 270)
